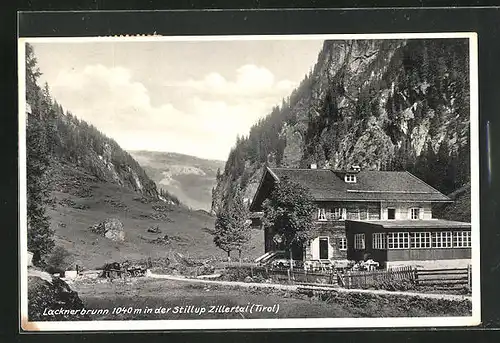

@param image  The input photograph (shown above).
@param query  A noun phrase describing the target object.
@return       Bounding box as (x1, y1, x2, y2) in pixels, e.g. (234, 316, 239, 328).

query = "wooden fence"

(224, 264, 472, 290)
(340, 265, 472, 290)
(255, 266, 338, 285)
(340, 266, 415, 289)
(415, 265, 472, 288)
(226, 265, 338, 285)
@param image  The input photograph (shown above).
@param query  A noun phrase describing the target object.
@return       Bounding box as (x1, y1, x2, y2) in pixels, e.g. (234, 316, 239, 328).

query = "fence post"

(287, 269, 291, 284)
(414, 267, 418, 286)
(467, 264, 472, 288)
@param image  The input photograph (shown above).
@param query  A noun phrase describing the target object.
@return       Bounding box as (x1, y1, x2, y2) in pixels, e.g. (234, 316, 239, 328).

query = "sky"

(30, 38, 324, 161)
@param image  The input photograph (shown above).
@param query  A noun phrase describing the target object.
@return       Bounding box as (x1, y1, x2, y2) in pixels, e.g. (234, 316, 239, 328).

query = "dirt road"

(148, 272, 472, 302)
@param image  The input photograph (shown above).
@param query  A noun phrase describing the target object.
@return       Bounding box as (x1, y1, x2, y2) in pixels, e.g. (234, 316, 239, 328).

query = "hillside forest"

(212, 39, 471, 222)
(24, 43, 180, 263)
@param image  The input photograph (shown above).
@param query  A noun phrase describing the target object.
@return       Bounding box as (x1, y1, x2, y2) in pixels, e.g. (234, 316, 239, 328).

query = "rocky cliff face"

(212, 39, 471, 220)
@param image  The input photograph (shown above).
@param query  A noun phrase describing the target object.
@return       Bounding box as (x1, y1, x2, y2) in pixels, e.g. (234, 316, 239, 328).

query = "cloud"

(171, 64, 297, 99)
(49, 63, 295, 161)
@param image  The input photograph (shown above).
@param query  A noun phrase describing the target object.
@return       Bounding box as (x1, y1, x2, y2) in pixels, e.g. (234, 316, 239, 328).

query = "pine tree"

(25, 43, 54, 264)
(213, 186, 250, 261)
(231, 187, 251, 261)
(213, 207, 236, 261)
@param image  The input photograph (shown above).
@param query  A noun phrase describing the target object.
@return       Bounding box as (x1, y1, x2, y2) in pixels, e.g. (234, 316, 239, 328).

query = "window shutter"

(342, 208, 347, 220)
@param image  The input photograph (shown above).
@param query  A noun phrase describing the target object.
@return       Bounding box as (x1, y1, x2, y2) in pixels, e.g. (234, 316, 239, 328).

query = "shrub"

(45, 246, 74, 275)
(373, 278, 416, 291)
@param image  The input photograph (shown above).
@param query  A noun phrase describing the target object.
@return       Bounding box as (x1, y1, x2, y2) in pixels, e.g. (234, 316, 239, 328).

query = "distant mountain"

(129, 151, 225, 211)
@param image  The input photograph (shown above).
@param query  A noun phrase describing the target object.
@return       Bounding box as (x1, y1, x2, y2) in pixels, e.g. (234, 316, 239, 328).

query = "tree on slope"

(213, 186, 251, 261)
(25, 43, 55, 265)
(262, 176, 316, 270)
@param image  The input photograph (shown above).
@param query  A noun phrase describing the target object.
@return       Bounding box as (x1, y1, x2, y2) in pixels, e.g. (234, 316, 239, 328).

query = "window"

(332, 208, 346, 220)
(338, 237, 347, 251)
(453, 231, 471, 248)
(410, 232, 432, 249)
(345, 174, 356, 183)
(387, 208, 396, 220)
(359, 207, 368, 220)
(368, 207, 381, 220)
(410, 208, 421, 220)
(372, 233, 387, 249)
(354, 234, 365, 250)
(347, 208, 361, 220)
(432, 231, 453, 248)
(387, 232, 410, 249)
(318, 208, 327, 221)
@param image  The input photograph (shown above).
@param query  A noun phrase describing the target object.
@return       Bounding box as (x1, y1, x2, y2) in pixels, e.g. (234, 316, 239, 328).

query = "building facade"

(345, 219, 471, 269)
(250, 166, 471, 269)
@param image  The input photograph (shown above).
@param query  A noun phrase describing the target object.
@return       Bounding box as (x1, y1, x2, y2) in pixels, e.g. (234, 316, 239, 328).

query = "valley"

(128, 150, 225, 212)
(47, 161, 263, 270)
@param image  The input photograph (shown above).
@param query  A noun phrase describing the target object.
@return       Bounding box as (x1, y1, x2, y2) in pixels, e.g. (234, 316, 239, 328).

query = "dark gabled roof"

(347, 219, 471, 230)
(268, 167, 451, 202)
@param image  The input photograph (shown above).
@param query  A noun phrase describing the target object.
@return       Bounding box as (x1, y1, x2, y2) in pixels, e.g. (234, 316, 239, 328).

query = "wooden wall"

(345, 221, 472, 265)
(387, 248, 471, 261)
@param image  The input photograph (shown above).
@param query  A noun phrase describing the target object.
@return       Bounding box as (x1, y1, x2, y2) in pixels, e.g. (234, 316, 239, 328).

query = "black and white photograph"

(19, 33, 480, 331)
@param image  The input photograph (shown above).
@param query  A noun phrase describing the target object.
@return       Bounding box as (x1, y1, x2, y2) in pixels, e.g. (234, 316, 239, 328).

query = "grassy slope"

(48, 163, 264, 270)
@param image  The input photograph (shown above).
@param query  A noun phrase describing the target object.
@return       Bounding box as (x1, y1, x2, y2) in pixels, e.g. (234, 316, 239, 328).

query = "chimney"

(310, 163, 317, 169)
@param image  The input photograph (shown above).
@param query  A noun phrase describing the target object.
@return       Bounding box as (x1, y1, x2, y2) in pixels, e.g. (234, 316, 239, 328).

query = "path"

(148, 272, 472, 302)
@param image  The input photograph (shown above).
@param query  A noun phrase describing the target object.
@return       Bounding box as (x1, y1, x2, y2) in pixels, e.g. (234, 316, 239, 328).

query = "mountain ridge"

(129, 150, 226, 164)
(212, 39, 471, 222)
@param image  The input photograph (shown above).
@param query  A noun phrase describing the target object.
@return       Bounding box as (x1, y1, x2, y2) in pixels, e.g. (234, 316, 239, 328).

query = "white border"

(18, 32, 480, 331)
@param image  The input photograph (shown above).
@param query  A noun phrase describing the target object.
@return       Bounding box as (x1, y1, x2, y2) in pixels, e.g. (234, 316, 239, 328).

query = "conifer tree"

(213, 186, 250, 261)
(25, 43, 54, 264)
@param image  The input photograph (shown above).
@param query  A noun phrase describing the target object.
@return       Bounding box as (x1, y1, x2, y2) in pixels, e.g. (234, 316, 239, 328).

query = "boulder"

(147, 226, 161, 234)
(244, 276, 254, 283)
(28, 273, 90, 321)
(90, 218, 125, 242)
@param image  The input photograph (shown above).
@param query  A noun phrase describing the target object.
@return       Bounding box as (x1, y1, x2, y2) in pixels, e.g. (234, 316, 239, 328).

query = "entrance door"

(319, 238, 329, 259)
(388, 208, 396, 220)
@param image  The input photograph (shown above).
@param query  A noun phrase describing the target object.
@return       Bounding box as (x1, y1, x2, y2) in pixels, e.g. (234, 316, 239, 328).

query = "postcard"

(19, 32, 480, 331)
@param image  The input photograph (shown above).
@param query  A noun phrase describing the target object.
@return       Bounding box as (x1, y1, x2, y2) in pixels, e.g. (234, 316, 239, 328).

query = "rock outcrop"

(212, 39, 471, 221)
(28, 270, 89, 321)
(90, 218, 125, 242)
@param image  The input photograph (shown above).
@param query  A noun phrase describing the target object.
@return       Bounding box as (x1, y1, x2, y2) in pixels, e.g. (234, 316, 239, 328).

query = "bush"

(28, 276, 90, 321)
(372, 278, 416, 291)
(222, 267, 252, 281)
(45, 246, 74, 275)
